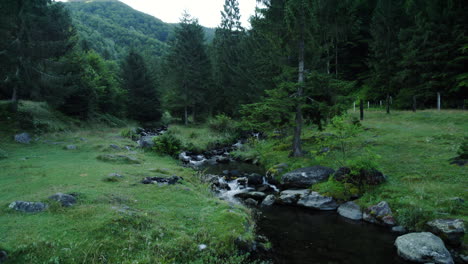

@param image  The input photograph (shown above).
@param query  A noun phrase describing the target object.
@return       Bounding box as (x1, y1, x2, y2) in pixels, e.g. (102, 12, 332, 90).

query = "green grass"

(237, 110, 468, 234)
(168, 125, 237, 153)
(0, 127, 255, 263)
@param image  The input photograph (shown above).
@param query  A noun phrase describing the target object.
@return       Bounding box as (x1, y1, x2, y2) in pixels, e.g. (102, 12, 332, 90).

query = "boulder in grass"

(9, 201, 48, 213)
(281, 166, 334, 188)
(334, 166, 386, 185)
(14, 133, 31, 144)
(65, 145, 77, 150)
(48, 193, 77, 207)
(97, 154, 141, 164)
(427, 219, 465, 247)
(109, 144, 121, 150)
(363, 201, 396, 226)
(141, 176, 183, 185)
(138, 136, 156, 148)
(395, 232, 453, 264)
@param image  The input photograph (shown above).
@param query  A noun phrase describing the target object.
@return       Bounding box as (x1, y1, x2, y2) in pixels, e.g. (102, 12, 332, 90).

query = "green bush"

(347, 152, 381, 175)
(152, 133, 182, 157)
(208, 114, 238, 134)
(311, 176, 359, 201)
(457, 136, 468, 159)
(120, 127, 138, 140)
(396, 206, 435, 231)
(161, 111, 174, 126)
(0, 148, 7, 160)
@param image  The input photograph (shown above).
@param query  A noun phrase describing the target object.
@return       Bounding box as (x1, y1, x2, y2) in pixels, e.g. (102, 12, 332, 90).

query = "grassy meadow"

(0, 127, 255, 263)
(235, 109, 467, 235)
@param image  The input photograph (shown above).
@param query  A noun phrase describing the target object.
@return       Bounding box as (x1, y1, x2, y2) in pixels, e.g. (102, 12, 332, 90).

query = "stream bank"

(176, 142, 414, 264)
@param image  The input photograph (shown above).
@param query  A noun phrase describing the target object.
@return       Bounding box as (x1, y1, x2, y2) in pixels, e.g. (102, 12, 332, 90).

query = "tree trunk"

(292, 15, 305, 157)
(437, 92, 441, 111)
(335, 37, 338, 78)
(412, 96, 417, 112)
(360, 99, 364, 121)
(9, 66, 20, 112)
(386, 94, 390, 114)
(192, 107, 196, 124)
(184, 82, 188, 126)
(184, 105, 188, 126)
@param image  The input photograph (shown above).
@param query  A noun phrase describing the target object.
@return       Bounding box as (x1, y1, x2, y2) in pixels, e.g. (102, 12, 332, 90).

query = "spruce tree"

(121, 50, 162, 123)
(165, 12, 212, 125)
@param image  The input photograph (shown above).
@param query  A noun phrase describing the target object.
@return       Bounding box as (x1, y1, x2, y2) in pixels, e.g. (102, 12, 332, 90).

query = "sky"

(60, 0, 259, 28)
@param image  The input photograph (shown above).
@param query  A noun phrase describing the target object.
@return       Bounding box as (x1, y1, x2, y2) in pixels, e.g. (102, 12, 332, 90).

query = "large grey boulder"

(65, 145, 77, 150)
(48, 193, 77, 207)
(337, 201, 363, 220)
(243, 198, 258, 207)
(395, 232, 453, 264)
(278, 189, 309, 205)
(138, 136, 156, 148)
(9, 201, 48, 213)
(246, 173, 263, 186)
(363, 201, 396, 226)
(0, 250, 7, 264)
(297, 191, 338, 210)
(427, 219, 465, 247)
(261, 195, 276, 207)
(281, 166, 334, 188)
(97, 154, 141, 164)
(14, 133, 31, 144)
(234, 192, 266, 201)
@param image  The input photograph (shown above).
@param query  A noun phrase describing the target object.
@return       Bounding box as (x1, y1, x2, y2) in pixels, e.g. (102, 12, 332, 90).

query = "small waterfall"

(218, 177, 253, 203)
(262, 177, 279, 192)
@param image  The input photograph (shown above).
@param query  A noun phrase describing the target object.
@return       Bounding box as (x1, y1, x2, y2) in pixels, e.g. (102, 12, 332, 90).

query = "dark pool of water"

(199, 161, 265, 176)
(255, 205, 409, 264)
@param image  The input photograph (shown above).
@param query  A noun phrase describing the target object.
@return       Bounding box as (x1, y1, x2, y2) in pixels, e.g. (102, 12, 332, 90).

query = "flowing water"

(255, 206, 408, 264)
(198, 159, 407, 264)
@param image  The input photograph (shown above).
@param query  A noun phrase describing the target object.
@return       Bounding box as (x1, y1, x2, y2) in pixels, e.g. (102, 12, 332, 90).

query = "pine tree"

(0, 0, 75, 111)
(121, 50, 162, 123)
(165, 12, 212, 125)
(212, 0, 246, 115)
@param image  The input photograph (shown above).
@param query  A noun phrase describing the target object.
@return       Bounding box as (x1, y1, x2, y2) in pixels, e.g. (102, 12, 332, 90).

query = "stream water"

(255, 206, 408, 264)
(187, 155, 408, 264)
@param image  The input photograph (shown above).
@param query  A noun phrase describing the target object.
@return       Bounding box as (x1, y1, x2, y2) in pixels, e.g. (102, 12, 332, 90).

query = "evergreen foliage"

(164, 12, 212, 125)
(121, 50, 162, 123)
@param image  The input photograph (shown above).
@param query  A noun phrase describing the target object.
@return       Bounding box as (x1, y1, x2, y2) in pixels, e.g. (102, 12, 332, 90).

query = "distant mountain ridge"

(65, 0, 215, 59)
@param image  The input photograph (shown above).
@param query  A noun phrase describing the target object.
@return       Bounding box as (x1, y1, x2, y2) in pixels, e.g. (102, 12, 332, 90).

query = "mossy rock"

(0, 149, 7, 160)
(97, 154, 142, 164)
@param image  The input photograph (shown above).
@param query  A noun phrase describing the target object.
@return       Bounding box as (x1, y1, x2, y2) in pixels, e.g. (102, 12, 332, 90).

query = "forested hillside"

(66, 0, 215, 59)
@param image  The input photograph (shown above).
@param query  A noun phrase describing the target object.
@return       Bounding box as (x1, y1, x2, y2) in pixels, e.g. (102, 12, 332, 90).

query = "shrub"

(396, 206, 434, 231)
(161, 111, 174, 126)
(0, 148, 7, 159)
(347, 152, 381, 175)
(208, 114, 238, 134)
(312, 176, 359, 201)
(315, 115, 363, 165)
(152, 133, 182, 157)
(120, 127, 138, 140)
(457, 136, 468, 159)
